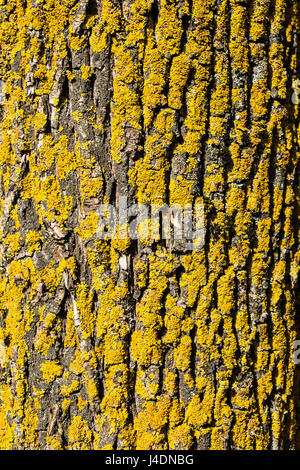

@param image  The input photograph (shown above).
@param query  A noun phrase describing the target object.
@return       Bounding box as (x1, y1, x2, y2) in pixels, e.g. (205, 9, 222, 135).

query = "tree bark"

(0, 0, 299, 450)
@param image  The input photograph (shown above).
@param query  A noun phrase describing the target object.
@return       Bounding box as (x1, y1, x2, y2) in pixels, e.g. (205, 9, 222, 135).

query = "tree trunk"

(0, 0, 299, 450)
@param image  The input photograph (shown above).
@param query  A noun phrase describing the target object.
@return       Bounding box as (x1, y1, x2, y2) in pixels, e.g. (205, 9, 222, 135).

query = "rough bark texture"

(0, 0, 299, 450)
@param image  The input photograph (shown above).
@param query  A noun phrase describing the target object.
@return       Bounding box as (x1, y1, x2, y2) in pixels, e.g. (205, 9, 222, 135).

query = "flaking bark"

(0, 0, 299, 450)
